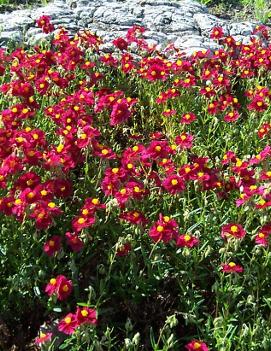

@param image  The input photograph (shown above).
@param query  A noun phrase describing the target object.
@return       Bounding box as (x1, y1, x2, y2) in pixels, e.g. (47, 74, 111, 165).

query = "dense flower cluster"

(0, 14, 270, 349)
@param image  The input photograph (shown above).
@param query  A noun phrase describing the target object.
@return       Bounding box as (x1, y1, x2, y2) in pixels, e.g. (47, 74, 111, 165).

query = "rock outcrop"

(0, 0, 261, 54)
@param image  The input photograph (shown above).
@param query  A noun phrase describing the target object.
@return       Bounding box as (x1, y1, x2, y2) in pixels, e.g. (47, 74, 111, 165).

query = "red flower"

(248, 97, 268, 112)
(224, 110, 240, 122)
(75, 306, 97, 325)
(255, 231, 270, 246)
(180, 112, 196, 124)
(162, 175, 186, 194)
(221, 223, 246, 240)
(35, 331, 52, 345)
(45, 275, 73, 301)
(175, 133, 193, 149)
(221, 151, 236, 165)
(36, 15, 55, 34)
(43, 235, 62, 256)
(145, 64, 168, 81)
(116, 242, 132, 257)
(65, 231, 84, 252)
(149, 214, 179, 243)
(210, 26, 224, 39)
(176, 234, 199, 248)
(119, 210, 148, 226)
(113, 37, 128, 50)
(72, 214, 95, 232)
(221, 262, 244, 273)
(185, 340, 209, 351)
(110, 100, 131, 126)
(143, 140, 173, 160)
(45, 277, 58, 296)
(257, 123, 271, 139)
(58, 313, 78, 335)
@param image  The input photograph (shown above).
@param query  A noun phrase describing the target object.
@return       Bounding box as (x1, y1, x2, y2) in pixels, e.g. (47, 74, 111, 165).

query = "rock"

(194, 13, 226, 35)
(0, 0, 264, 56)
(228, 21, 257, 36)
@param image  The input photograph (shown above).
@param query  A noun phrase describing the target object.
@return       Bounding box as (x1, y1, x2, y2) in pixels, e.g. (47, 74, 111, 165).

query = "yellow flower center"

(193, 342, 201, 349)
(157, 225, 164, 232)
(184, 234, 191, 242)
(81, 310, 88, 317)
(82, 209, 89, 215)
(49, 240, 55, 247)
(230, 225, 238, 233)
(65, 317, 72, 324)
(258, 198, 266, 205)
(101, 149, 109, 155)
(62, 285, 69, 292)
(171, 179, 178, 186)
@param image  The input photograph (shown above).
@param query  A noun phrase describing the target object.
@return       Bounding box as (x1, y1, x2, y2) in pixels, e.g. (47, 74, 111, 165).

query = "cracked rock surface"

(0, 0, 260, 54)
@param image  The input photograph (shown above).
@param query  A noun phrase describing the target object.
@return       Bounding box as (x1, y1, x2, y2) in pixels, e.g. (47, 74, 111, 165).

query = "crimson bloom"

(180, 112, 196, 124)
(58, 313, 78, 335)
(113, 37, 128, 50)
(45, 275, 73, 301)
(75, 306, 97, 325)
(210, 26, 224, 39)
(224, 110, 240, 122)
(119, 210, 148, 226)
(149, 214, 179, 243)
(35, 331, 52, 345)
(176, 234, 199, 248)
(162, 174, 186, 194)
(175, 133, 193, 149)
(185, 340, 209, 351)
(110, 100, 131, 126)
(65, 231, 84, 252)
(255, 224, 271, 246)
(36, 15, 55, 34)
(72, 214, 95, 232)
(116, 242, 132, 257)
(221, 262, 244, 273)
(43, 235, 62, 256)
(221, 223, 246, 240)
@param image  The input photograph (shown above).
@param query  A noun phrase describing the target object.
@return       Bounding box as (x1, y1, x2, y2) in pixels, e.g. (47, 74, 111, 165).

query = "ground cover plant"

(204, 0, 271, 23)
(0, 0, 47, 12)
(0, 16, 271, 351)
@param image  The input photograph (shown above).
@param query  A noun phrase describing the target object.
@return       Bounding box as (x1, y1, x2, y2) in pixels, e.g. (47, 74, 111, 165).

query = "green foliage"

(0, 13, 271, 351)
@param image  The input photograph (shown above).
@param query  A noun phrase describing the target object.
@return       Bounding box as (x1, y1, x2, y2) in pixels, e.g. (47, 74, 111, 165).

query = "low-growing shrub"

(0, 16, 271, 351)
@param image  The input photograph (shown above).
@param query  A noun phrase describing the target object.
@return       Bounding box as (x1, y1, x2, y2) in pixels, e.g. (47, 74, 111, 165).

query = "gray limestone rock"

(0, 0, 265, 56)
